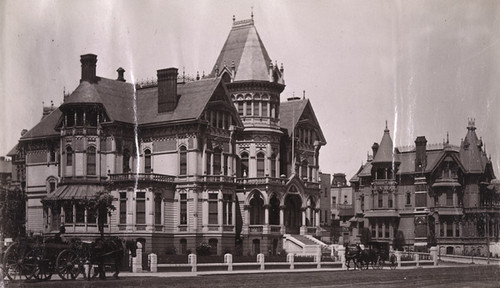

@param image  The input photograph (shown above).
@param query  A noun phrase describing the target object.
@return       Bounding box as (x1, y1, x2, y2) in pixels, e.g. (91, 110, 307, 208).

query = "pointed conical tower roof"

(460, 119, 488, 173)
(372, 122, 398, 164)
(210, 17, 272, 81)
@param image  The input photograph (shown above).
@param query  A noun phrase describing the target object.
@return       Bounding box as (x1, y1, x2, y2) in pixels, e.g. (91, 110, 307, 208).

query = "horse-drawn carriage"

(2, 232, 137, 281)
(344, 242, 397, 270)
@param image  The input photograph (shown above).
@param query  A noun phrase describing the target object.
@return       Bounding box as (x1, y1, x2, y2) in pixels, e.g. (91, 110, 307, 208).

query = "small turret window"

(66, 146, 73, 167)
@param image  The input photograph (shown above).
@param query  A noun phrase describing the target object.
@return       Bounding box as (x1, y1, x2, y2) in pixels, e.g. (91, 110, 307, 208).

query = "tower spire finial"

(251, 6, 254, 19)
(233, 15, 235, 23)
(447, 132, 449, 144)
(384, 120, 389, 132)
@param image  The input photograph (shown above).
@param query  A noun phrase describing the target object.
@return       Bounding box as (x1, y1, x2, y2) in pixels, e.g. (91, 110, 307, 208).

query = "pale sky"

(1, 0, 499, 180)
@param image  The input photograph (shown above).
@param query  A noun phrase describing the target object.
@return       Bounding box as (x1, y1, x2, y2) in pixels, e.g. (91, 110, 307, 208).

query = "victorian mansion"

(10, 17, 326, 256)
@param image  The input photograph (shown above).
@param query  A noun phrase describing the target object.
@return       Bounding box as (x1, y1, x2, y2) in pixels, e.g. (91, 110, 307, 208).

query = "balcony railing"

(241, 116, 280, 129)
(199, 175, 235, 183)
(109, 173, 175, 183)
(236, 177, 287, 186)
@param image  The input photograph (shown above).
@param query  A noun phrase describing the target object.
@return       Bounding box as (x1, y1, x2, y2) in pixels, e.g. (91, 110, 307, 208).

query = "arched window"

(249, 192, 264, 225)
(179, 146, 187, 175)
(301, 160, 308, 180)
(240, 152, 249, 177)
(180, 239, 187, 255)
(123, 149, 130, 173)
(213, 147, 222, 175)
(87, 146, 96, 175)
(66, 146, 73, 167)
(256, 152, 265, 177)
(270, 154, 277, 178)
(269, 195, 280, 225)
(209, 238, 218, 255)
(144, 149, 152, 173)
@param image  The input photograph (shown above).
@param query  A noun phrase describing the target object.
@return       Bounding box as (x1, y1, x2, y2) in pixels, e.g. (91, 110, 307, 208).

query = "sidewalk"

(117, 261, 471, 278)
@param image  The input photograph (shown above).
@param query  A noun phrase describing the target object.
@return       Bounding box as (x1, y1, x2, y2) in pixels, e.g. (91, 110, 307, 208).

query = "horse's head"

(125, 240, 138, 258)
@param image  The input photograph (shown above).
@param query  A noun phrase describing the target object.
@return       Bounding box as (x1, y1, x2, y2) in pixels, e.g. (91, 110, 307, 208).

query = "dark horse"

(87, 237, 137, 280)
(344, 244, 362, 270)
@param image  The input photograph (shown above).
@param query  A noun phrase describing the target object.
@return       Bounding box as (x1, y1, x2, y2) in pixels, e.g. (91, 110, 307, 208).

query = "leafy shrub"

(196, 242, 212, 256)
(165, 246, 177, 255)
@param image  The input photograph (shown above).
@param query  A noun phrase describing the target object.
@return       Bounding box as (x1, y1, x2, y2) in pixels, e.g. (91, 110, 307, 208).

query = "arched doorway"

(285, 194, 302, 234)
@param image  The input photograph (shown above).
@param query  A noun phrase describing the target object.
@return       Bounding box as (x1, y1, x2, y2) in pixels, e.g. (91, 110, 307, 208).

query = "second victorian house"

(350, 121, 498, 256)
(14, 17, 326, 256)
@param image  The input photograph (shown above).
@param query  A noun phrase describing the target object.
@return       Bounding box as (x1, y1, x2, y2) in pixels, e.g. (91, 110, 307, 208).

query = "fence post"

(188, 253, 197, 272)
(257, 253, 265, 270)
(338, 246, 346, 269)
(224, 253, 233, 272)
(430, 247, 438, 266)
(132, 242, 143, 273)
(315, 252, 322, 269)
(415, 253, 420, 267)
(395, 250, 402, 268)
(287, 253, 295, 270)
(149, 253, 157, 272)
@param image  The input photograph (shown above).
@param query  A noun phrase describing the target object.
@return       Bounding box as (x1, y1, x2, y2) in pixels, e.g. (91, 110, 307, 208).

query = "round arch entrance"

(285, 194, 302, 234)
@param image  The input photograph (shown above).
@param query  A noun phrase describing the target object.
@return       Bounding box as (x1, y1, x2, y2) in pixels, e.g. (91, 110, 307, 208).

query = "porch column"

(315, 209, 320, 227)
(302, 208, 306, 226)
(202, 191, 208, 232)
(192, 191, 198, 233)
(264, 205, 269, 225)
(231, 197, 236, 226)
(279, 205, 285, 228)
(218, 193, 223, 232)
(243, 205, 250, 234)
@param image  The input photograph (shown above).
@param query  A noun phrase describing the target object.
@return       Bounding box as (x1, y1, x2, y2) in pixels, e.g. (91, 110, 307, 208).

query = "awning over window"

(364, 210, 400, 218)
(431, 181, 461, 188)
(43, 185, 105, 202)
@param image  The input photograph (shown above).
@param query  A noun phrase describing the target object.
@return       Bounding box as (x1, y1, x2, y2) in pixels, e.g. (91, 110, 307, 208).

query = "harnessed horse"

(87, 237, 137, 280)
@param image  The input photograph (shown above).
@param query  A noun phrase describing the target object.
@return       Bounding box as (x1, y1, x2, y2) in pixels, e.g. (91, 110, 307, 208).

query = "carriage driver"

(54, 225, 66, 244)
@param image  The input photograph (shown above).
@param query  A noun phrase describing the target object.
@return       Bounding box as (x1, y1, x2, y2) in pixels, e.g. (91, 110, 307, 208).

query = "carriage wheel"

(32, 257, 53, 281)
(356, 259, 365, 270)
(2, 243, 36, 281)
(56, 249, 82, 280)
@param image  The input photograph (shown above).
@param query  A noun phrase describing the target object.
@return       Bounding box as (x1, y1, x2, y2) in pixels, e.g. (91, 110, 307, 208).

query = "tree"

(393, 230, 406, 251)
(359, 228, 372, 245)
(86, 191, 116, 238)
(0, 187, 26, 240)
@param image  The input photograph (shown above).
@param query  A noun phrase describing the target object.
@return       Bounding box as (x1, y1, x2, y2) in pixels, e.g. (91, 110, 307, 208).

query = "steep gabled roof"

(372, 125, 398, 164)
(20, 109, 62, 140)
(280, 98, 326, 144)
(137, 77, 229, 125)
(210, 19, 272, 82)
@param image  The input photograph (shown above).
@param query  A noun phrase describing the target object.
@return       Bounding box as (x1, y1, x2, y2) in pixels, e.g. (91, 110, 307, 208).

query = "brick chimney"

(80, 54, 97, 83)
(116, 67, 126, 82)
(157, 68, 178, 113)
(415, 136, 427, 172)
(372, 142, 379, 158)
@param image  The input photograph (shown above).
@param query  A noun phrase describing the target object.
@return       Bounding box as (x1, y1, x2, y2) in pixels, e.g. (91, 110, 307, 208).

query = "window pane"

(145, 149, 151, 173)
(180, 147, 187, 175)
(87, 147, 96, 175)
(66, 147, 73, 166)
(180, 194, 187, 225)
(213, 149, 221, 175)
(246, 101, 252, 116)
(257, 153, 265, 177)
(254, 102, 259, 116)
(262, 103, 268, 117)
(155, 195, 162, 225)
(120, 192, 127, 224)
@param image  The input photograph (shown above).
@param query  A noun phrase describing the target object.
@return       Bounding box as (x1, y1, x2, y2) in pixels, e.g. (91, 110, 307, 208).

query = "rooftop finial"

(446, 132, 449, 144)
(251, 6, 254, 19)
(233, 15, 235, 23)
(384, 120, 389, 132)
(303, 90, 305, 99)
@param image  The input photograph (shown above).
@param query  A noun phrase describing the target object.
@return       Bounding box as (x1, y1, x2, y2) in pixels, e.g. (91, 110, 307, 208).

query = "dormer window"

(123, 149, 130, 173)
